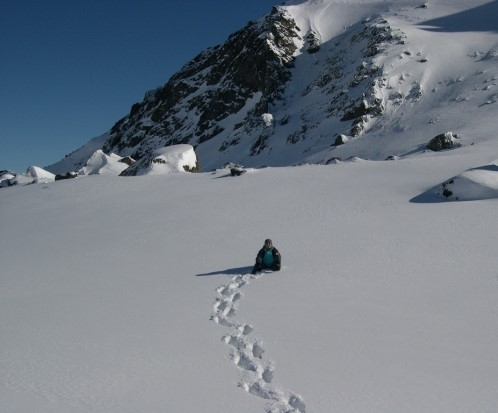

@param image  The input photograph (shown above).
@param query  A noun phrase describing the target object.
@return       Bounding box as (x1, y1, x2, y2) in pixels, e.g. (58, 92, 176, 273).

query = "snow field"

(2, 152, 498, 412)
(2, 1, 498, 411)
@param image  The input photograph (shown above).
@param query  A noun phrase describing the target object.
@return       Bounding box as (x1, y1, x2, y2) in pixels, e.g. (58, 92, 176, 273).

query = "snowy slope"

(2, 138, 498, 412)
(274, 0, 498, 165)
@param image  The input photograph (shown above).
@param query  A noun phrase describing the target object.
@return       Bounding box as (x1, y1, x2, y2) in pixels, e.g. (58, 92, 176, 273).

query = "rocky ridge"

(105, 6, 302, 175)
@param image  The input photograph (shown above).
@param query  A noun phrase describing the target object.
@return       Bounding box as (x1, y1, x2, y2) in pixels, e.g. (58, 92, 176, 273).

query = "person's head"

(264, 239, 273, 248)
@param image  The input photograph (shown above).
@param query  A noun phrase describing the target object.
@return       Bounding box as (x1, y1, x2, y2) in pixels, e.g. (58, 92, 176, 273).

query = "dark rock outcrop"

(55, 172, 78, 181)
(102, 7, 301, 173)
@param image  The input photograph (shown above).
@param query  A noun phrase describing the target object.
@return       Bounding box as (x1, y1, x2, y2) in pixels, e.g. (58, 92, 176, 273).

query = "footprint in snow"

(211, 272, 306, 413)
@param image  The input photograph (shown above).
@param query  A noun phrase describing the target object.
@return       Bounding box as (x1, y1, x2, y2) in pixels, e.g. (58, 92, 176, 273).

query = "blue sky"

(0, 1, 280, 172)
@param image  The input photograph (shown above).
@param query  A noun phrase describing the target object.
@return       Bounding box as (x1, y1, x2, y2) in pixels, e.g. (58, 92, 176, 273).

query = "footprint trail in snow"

(211, 272, 306, 413)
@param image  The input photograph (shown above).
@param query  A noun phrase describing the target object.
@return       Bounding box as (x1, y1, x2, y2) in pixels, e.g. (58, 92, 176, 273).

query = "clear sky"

(0, 0, 280, 172)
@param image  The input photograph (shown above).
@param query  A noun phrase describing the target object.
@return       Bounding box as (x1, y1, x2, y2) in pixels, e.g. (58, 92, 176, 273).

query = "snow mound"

(138, 145, 198, 176)
(435, 160, 498, 201)
(78, 150, 129, 176)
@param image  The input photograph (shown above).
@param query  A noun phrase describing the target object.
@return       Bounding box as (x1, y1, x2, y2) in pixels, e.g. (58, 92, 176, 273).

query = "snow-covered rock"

(55, 172, 78, 181)
(262, 113, 274, 127)
(427, 132, 459, 152)
(78, 150, 130, 176)
(435, 160, 498, 201)
(0, 170, 15, 186)
(133, 144, 198, 176)
(1, 166, 55, 187)
(224, 162, 247, 176)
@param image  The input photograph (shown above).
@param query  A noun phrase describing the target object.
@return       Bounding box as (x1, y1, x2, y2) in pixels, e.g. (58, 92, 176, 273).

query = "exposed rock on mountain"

(102, 6, 301, 173)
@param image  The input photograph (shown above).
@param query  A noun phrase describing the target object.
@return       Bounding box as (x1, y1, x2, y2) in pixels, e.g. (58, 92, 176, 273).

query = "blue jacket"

(256, 247, 281, 269)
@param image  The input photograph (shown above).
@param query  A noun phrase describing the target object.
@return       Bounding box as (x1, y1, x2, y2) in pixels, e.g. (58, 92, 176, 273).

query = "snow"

(2, 147, 498, 413)
(2, 1, 498, 412)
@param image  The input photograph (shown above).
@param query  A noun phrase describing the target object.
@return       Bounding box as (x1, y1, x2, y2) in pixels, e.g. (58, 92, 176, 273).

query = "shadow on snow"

(418, 1, 498, 33)
(196, 266, 253, 277)
(409, 189, 448, 203)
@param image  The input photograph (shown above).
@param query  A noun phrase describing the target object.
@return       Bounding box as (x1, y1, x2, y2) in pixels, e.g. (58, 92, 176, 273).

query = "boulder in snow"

(427, 132, 459, 152)
(119, 156, 135, 166)
(0, 170, 15, 187)
(333, 134, 349, 146)
(55, 172, 78, 181)
(224, 162, 246, 176)
(139, 145, 199, 176)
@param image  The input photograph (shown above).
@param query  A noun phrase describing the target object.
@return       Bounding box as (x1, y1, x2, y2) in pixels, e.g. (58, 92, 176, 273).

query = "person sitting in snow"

(251, 239, 281, 274)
